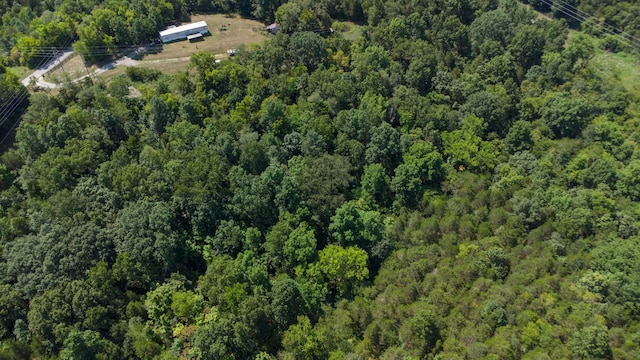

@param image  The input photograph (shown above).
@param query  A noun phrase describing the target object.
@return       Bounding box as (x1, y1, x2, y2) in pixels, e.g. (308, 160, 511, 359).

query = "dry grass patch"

(94, 66, 127, 83)
(46, 53, 98, 83)
(141, 14, 267, 62)
(137, 59, 193, 74)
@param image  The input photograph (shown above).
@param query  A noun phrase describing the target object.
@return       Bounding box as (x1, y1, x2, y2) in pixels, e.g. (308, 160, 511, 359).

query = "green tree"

(147, 96, 175, 137)
(617, 160, 640, 201)
(271, 277, 304, 329)
(469, 10, 514, 53)
(0, 285, 24, 340)
(60, 330, 119, 360)
(312, 245, 369, 298)
(399, 310, 440, 358)
(540, 93, 594, 138)
(283, 222, 318, 270)
(365, 122, 401, 173)
(282, 316, 325, 360)
(459, 89, 512, 136)
(392, 140, 444, 208)
(569, 325, 612, 359)
(329, 200, 386, 261)
(287, 31, 327, 71)
(504, 120, 533, 153)
(509, 25, 545, 69)
(441, 115, 498, 173)
(27, 285, 74, 351)
(113, 201, 180, 280)
(360, 163, 392, 208)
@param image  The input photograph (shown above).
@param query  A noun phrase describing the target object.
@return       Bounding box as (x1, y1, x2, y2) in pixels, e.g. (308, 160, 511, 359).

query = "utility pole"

(56, 50, 66, 73)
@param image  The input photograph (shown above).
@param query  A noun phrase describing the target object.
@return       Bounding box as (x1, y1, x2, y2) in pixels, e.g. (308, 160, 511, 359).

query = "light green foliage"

(312, 245, 369, 298)
(590, 236, 640, 315)
(282, 316, 325, 360)
(329, 201, 384, 249)
(442, 115, 497, 173)
(617, 160, 640, 201)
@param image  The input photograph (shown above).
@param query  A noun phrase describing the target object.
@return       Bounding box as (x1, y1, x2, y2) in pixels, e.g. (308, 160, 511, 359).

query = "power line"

(0, 91, 27, 145)
(537, 0, 640, 52)
(1, 43, 151, 57)
(546, 0, 639, 45)
(0, 36, 75, 146)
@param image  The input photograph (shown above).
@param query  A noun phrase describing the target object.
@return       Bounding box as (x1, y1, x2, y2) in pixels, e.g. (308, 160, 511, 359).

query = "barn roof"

(160, 21, 208, 37)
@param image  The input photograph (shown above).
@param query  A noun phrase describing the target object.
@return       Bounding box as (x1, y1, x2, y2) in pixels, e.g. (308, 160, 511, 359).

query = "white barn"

(159, 21, 209, 43)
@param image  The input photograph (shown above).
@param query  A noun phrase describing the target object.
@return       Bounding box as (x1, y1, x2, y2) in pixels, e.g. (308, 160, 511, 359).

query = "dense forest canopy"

(2, 0, 640, 358)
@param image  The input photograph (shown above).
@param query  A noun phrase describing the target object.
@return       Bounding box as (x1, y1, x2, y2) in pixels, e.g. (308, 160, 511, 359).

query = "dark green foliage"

(509, 25, 546, 69)
(287, 31, 327, 71)
(365, 122, 401, 173)
(540, 92, 594, 138)
(460, 90, 512, 135)
(469, 9, 514, 53)
(59, 330, 119, 360)
(505, 120, 533, 153)
(125, 67, 161, 83)
(271, 277, 304, 329)
(398, 309, 440, 357)
(113, 201, 181, 280)
(2, 1, 640, 359)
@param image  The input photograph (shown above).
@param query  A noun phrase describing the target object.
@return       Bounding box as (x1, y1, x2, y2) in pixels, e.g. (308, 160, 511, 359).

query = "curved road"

(20, 46, 149, 89)
(21, 50, 74, 88)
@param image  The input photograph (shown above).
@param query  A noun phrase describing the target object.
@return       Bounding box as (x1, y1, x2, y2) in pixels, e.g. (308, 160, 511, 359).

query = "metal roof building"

(265, 23, 280, 34)
(159, 21, 209, 43)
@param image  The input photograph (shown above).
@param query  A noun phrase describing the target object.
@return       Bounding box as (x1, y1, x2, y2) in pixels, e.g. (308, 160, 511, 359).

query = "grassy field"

(333, 21, 364, 41)
(590, 50, 640, 93)
(590, 48, 640, 120)
(140, 14, 266, 62)
(137, 58, 193, 74)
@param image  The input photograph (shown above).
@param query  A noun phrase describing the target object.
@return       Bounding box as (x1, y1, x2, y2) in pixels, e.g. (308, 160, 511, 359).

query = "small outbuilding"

(265, 23, 280, 34)
(159, 21, 209, 43)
